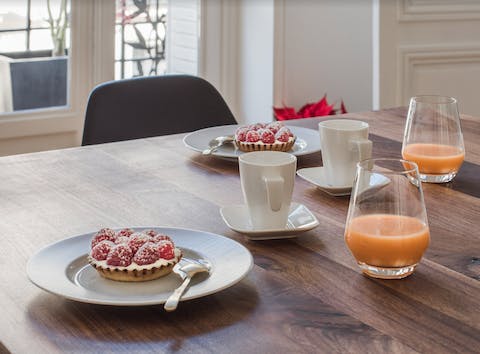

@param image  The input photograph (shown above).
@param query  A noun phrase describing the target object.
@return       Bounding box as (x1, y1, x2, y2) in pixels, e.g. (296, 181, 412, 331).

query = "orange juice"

(345, 214, 430, 267)
(402, 143, 464, 174)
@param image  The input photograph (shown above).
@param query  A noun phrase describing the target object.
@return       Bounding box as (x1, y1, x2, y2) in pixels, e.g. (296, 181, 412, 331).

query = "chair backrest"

(82, 75, 236, 145)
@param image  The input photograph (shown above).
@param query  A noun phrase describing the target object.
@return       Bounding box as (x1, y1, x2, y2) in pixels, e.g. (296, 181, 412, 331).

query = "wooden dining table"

(1, 107, 479, 354)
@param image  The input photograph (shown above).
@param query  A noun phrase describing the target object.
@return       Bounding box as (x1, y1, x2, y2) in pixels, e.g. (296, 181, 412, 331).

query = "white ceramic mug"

(239, 151, 297, 230)
(319, 119, 372, 187)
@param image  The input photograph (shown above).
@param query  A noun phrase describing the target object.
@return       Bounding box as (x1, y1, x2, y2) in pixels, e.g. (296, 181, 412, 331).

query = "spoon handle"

(202, 147, 216, 155)
(164, 276, 192, 311)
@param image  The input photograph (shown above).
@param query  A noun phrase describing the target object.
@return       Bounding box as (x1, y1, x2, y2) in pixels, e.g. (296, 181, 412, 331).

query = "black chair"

(82, 75, 237, 145)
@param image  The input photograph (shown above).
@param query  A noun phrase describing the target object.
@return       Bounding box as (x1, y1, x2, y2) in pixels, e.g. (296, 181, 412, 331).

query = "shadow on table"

(188, 149, 323, 171)
(26, 278, 259, 352)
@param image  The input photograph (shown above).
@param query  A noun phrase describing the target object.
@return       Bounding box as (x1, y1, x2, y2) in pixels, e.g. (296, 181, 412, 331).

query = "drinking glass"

(345, 158, 430, 279)
(402, 95, 465, 183)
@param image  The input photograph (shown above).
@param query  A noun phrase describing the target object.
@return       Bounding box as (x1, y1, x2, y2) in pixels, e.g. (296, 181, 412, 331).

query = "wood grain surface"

(0, 107, 479, 353)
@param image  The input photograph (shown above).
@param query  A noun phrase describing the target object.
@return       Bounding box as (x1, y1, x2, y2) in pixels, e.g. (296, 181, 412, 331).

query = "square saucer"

(296, 167, 352, 196)
(219, 202, 319, 240)
(297, 167, 391, 197)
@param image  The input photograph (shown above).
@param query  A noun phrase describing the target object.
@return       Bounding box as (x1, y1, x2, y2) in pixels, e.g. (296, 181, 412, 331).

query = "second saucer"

(296, 167, 352, 196)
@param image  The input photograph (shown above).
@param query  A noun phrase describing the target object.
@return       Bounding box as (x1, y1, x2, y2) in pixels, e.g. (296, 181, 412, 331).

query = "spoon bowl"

(180, 263, 210, 278)
(202, 135, 235, 155)
(164, 262, 211, 311)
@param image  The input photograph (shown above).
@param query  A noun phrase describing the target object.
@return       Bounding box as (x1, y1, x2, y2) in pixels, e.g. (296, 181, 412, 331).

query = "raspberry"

(91, 228, 116, 248)
(106, 244, 133, 267)
(133, 242, 160, 265)
(157, 242, 175, 260)
(235, 127, 249, 142)
(275, 129, 291, 142)
(152, 233, 172, 244)
(114, 236, 129, 245)
(248, 123, 265, 131)
(143, 229, 157, 237)
(127, 232, 152, 254)
(116, 228, 134, 238)
(284, 127, 294, 137)
(245, 130, 260, 143)
(91, 240, 115, 261)
(260, 129, 275, 144)
(266, 122, 284, 134)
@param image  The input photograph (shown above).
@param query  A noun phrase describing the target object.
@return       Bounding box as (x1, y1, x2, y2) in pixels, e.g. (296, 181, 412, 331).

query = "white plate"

(27, 227, 253, 306)
(297, 167, 352, 196)
(183, 124, 321, 159)
(220, 202, 319, 240)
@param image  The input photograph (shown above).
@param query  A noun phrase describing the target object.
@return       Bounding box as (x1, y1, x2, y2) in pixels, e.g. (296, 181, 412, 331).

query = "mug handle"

(263, 176, 284, 212)
(350, 139, 373, 161)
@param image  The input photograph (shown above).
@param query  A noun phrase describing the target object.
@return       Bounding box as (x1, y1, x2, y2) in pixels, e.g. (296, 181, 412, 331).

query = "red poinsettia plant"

(273, 95, 347, 121)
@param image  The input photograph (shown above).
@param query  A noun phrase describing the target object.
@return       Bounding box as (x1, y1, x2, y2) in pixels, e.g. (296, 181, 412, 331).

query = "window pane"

(115, 0, 167, 79)
(0, 31, 26, 53)
(0, 0, 70, 114)
(30, 29, 53, 51)
(0, 2, 27, 30)
(120, 59, 163, 78)
(116, 0, 150, 24)
(122, 60, 135, 78)
(133, 59, 154, 77)
(30, 0, 52, 29)
(115, 61, 122, 79)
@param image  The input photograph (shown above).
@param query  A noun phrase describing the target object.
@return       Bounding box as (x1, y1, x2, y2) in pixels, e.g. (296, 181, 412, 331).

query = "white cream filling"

(238, 136, 295, 146)
(90, 247, 182, 271)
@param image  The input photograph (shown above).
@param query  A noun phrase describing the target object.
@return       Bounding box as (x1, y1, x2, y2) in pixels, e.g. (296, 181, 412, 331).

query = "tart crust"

(88, 252, 182, 282)
(236, 138, 296, 152)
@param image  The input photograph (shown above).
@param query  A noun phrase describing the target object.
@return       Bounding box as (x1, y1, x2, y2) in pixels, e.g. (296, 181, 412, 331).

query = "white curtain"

(0, 55, 13, 112)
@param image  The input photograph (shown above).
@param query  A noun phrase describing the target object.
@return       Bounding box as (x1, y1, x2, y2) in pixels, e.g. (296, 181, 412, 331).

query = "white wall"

(234, 0, 374, 124)
(378, 1, 480, 117)
(276, 0, 374, 115)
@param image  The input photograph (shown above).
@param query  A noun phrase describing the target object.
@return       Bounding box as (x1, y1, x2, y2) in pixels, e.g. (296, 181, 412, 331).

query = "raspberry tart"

(88, 228, 182, 282)
(235, 122, 296, 152)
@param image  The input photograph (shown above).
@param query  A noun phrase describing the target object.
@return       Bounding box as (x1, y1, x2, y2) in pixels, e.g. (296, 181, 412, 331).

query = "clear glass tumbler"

(402, 95, 465, 183)
(345, 158, 430, 279)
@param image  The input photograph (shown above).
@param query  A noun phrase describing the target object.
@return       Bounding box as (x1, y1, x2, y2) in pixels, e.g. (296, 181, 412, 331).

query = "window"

(115, 0, 168, 79)
(0, 0, 70, 113)
(0, 0, 207, 156)
(0, 0, 70, 55)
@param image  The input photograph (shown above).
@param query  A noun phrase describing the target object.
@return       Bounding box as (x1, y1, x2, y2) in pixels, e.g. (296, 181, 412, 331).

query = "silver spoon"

(202, 135, 234, 155)
(164, 262, 210, 311)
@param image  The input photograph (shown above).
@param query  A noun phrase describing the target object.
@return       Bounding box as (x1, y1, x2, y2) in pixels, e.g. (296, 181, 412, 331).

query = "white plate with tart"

(27, 227, 253, 306)
(183, 124, 320, 159)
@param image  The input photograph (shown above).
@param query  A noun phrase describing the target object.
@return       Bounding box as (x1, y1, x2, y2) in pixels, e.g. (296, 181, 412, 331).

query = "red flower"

(340, 100, 348, 114)
(273, 95, 347, 121)
(273, 106, 298, 121)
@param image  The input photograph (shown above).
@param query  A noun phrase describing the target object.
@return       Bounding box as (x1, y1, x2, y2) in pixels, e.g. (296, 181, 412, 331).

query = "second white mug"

(319, 119, 372, 187)
(239, 151, 297, 230)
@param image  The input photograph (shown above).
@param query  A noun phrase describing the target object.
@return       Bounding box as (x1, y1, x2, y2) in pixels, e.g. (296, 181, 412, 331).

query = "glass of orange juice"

(345, 158, 430, 279)
(402, 95, 465, 183)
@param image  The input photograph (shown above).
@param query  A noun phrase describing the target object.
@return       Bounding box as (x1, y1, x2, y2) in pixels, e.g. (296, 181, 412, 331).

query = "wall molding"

(397, 0, 480, 22)
(397, 44, 480, 104)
